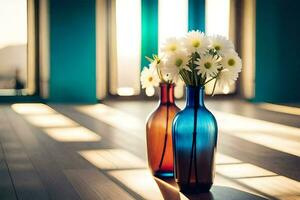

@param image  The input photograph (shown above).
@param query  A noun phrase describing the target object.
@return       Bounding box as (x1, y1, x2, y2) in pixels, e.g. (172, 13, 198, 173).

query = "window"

(0, 0, 36, 96)
(108, 0, 141, 97)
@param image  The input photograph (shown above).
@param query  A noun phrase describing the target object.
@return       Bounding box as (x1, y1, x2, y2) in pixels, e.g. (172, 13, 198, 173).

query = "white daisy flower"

(182, 30, 210, 55)
(166, 50, 190, 71)
(140, 66, 160, 89)
(195, 54, 220, 78)
(216, 69, 239, 89)
(161, 37, 181, 55)
(221, 50, 242, 73)
(209, 35, 234, 56)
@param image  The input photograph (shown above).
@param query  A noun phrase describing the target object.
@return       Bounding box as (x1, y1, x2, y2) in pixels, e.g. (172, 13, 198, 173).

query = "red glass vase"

(146, 83, 180, 178)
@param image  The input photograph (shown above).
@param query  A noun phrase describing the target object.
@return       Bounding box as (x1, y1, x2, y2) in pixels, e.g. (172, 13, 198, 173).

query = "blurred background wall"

(0, 0, 300, 103)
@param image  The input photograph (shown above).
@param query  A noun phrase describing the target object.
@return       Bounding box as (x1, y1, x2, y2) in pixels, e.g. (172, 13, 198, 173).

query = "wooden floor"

(0, 99, 299, 200)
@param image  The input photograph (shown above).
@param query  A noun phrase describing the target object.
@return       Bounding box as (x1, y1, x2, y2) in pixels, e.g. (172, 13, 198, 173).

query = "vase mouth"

(185, 85, 205, 107)
(159, 82, 175, 104)
(186, 85, 205, 89)
(160, 82, 176, 87)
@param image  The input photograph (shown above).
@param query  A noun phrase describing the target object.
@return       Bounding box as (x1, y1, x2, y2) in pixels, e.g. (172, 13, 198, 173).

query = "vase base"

(178, 182, 212, 194)
(154, 171, 174, 178)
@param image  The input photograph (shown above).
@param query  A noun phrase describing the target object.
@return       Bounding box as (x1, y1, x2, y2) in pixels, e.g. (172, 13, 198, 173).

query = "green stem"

(204, 76, 217, 85)
(157, 67, 163, 82)
(211, 79, 217, 96)
(192, 53, 198, 86)
(193, 71, 198, 86)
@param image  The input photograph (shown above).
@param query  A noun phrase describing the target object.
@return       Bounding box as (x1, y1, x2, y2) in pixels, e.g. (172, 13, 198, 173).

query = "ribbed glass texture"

(172, 86, 218, 193)
(146, 84, 180, 178)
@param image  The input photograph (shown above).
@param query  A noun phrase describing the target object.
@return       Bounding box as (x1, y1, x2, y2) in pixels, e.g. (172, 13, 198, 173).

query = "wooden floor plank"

(0, 111, 50, 200)
(0, 143, 17, 200)
(5, 108, 81, 200)
(53, 105, 147, 160)
(0, 141, 3, 163)
(4, 101, 300, 200)
(65, 169, 135, 200)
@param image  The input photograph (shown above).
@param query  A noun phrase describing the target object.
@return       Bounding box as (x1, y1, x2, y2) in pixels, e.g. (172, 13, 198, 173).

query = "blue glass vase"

(172, 86, 218, 193)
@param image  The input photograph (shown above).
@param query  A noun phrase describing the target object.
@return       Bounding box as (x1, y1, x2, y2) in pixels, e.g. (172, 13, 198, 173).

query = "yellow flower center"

(214, 45, 221, 51)
(175, 58, 183, 67)
(148, 76, 153, 82)
(192, 40, 200, 48)
(169, 45, 177, 52)
(228, 58, 235, 66)
(204, 62, 212, 69)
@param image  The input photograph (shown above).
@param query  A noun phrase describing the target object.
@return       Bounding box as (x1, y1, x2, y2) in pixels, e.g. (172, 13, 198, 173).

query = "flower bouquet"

(142, 30, 242, 192)
(141, 30, 242, 94)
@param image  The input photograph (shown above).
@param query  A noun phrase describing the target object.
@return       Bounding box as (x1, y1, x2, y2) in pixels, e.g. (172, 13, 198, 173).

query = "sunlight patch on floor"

(235, 133, 300, 157)
(215, 154, 300, 199)
(215, 111, 300, 138)
(11, 103, 101, 142)
(215, 111, 300, 157)
(215, 153, 243, 165)
(25, 114, 77, 128)
(79, 149, 146, 170)
(239, 176, 300, 198)
(44, 127, 101, 142)
(216, 163, 276, 179)
(76, 104, 143, 134)
(259, 103, 300, 116)
(11, 103, 56, 115)
(108, 169, 164, 200)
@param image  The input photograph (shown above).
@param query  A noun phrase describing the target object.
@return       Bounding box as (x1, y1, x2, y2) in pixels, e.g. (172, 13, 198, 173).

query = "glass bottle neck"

(186, 86, 205, 107)
(160, 83, 175, 105)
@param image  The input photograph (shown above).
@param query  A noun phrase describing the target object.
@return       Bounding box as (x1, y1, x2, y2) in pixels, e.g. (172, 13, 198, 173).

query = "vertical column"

(49, 0, 96, 102)
(188, 0, 205, 32)
(241, 0, 256, 99)
(141, 0, 158, 68)
(96, 0, 107, 99)
(254, 0, 300, 102)
(39, 0, 50, 99)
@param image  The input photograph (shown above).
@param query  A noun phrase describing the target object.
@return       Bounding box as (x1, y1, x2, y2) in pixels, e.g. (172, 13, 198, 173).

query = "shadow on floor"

(154, 177, 268, 200)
